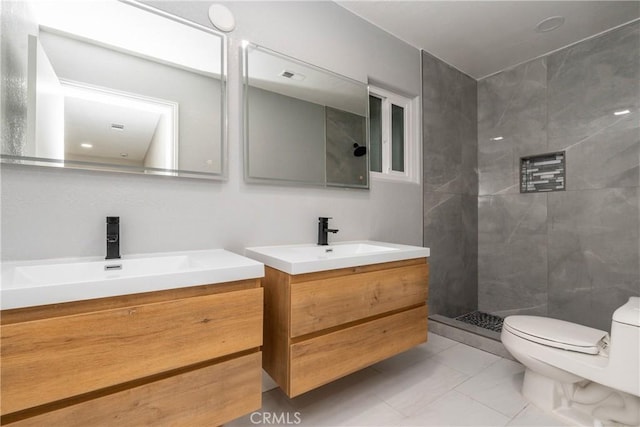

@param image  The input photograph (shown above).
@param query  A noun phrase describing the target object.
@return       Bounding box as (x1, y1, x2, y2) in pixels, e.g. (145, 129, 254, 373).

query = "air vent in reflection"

(279, 70, 305, 81)
(111, 123, 125, 131)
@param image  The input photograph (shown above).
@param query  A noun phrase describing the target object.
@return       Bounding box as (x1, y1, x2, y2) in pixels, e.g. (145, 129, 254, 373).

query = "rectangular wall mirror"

(243, 43, 369, 188)
(2, 0, 226, 179)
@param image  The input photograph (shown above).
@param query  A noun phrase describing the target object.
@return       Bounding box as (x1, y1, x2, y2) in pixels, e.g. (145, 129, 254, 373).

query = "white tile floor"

(228, 333, 571, 427)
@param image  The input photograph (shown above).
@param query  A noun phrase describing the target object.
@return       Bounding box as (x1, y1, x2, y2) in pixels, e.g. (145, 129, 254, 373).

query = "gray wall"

(478, 21, 640, 331)
(1, 1, 423, 261)
(422, 51, 478, 318)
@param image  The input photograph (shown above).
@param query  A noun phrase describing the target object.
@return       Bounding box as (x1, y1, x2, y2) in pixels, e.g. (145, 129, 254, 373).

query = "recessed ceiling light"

(490, 136, 504, 141)
(614, 109, 631, 116)
(535, 16, 565, 33)
(81, 143, 93, 148)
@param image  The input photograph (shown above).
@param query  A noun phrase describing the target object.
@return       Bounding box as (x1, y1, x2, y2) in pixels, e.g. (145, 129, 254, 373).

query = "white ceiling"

(336, 1, 640, 79)
(64, 95, 161, 162)
(248, 45, 368, 115)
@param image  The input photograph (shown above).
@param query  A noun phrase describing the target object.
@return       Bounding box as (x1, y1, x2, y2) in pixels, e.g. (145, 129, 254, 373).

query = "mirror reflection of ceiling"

(29, 0, 221, 76)
(63, 86, 166, 163)
(13, 0, 225, 178)
(247, 46, 367, 116)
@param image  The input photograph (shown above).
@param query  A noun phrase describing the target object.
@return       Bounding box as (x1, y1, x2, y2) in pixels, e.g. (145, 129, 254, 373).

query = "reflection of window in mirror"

(368, 86, 420, 183)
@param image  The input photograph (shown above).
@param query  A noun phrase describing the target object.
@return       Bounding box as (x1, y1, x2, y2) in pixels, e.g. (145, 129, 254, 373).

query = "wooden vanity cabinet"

(263, 258, 429, 397)
(0, 280, 263, 426)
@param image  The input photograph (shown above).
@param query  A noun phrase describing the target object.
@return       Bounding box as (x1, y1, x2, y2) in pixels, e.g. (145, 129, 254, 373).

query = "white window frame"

(369, 86, 420, 184)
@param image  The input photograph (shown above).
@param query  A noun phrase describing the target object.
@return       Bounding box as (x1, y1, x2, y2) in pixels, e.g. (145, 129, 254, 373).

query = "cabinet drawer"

(1, 288, 263, 415)
(290, 264, 428, 337)
(289, 305, 427, 397)
(7, 352, 262, 427)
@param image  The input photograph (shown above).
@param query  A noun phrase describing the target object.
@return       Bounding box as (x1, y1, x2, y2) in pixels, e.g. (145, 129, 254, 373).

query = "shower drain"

(455, 311, 504, 332)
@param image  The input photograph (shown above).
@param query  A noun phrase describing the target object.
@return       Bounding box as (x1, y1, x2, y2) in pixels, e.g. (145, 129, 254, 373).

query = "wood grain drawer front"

(1, 288, 263, 415)
(8, 352, 263, 427)
(289, 305, 427, 397)
(290, 264, 428, 337)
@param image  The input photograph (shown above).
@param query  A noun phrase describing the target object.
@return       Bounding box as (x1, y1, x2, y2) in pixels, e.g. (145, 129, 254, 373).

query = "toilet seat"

(503, 315, 609, 355)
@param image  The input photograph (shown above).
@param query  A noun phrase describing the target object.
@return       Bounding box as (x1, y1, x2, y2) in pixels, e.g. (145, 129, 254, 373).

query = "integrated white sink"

(245, 240, 430, 275)
(1, 249, 264, 310)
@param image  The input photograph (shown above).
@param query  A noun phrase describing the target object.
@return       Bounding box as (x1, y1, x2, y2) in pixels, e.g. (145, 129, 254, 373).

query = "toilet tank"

(609, 297, 640, 397)
(613, 297, 640, 327)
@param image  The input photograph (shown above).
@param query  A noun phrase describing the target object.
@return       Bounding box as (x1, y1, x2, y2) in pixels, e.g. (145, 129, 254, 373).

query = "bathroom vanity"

(246, 241, 430, 397)
(0, 250, 264, 426)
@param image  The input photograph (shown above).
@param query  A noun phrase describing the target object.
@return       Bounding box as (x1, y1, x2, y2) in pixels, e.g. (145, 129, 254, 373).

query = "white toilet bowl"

(501, 297, 640, 427)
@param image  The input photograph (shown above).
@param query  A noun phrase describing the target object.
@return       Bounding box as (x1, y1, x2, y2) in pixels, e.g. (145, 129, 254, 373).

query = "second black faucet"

(106, 216, 121, 260)
(317, 217, 339, 246)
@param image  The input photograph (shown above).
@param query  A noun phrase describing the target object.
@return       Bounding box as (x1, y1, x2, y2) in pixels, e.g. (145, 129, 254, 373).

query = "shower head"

(353, 143, 367, 157)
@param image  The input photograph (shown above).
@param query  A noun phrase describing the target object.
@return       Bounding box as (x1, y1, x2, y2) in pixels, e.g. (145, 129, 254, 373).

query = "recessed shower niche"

(520, 152, 566, 193)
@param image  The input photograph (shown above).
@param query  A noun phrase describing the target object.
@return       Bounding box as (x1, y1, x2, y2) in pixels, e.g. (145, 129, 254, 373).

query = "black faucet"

(318, 217, 339, 246)
(106, 216, 121, 260)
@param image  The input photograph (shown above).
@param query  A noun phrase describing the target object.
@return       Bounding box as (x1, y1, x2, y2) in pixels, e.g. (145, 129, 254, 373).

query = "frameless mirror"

(2, 0, 226, 179)
(243, 43, 369, 188)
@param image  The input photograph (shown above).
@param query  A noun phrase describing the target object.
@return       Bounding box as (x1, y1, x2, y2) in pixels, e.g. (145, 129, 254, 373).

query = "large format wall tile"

(460, 74, 479, 196)
(424, 192, 477, 317)
(423, 51, 478, 196)
(423, 51, 461, 194)
(423, 50, 478, 318)
(548, 22, 640, 191)
(424, 192, 464, 317)
(478, 193, 548, 317)
(547, 188, 639, 330)
(478, 58, 547, 196)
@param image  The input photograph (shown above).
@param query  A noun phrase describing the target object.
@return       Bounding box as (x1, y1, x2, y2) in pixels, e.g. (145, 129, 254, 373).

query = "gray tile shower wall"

(547, 188, 639, 329)
(477, 21, 640, 331)
(422, 51, 478, 317)
(478, 58, 548, 196)
(478, 193, 548, 318)
(547, 22, 640, 191)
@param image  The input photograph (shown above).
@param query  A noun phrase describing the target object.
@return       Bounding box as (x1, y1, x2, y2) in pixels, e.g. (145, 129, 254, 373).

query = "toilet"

(501, 297, 640, 427)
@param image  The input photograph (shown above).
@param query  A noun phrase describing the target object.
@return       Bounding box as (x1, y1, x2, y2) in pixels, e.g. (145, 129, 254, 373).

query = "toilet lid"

(503, 316, 609, 355)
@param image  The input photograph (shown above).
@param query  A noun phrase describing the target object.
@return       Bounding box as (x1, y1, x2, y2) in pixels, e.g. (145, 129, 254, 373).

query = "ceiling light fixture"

(490, 136, 504, 141)
(614, 109, 631, 116)
(81, 143, 93, 148)
(535, 16, 565, 33)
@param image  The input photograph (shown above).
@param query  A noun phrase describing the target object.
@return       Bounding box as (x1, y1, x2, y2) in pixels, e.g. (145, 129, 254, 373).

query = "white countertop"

(1, 249, 264, 310)
(245, 240, 430, 275)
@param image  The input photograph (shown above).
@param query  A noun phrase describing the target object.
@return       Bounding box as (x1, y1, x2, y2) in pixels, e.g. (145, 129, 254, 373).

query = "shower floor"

(455, 311, 504, 333)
